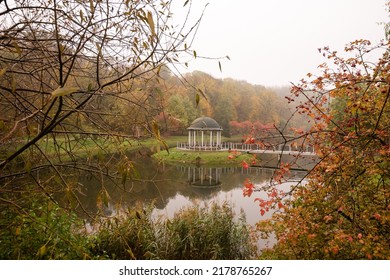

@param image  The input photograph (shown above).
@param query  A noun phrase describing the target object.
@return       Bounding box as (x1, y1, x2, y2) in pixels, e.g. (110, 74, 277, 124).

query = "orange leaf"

(241, 161, 249, 169)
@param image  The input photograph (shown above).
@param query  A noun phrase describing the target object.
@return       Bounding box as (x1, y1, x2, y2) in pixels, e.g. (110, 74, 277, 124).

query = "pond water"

(73, 152, 315, 249)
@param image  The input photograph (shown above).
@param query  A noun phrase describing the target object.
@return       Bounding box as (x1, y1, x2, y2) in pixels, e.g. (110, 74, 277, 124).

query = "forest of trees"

(151, 71, 306, 137)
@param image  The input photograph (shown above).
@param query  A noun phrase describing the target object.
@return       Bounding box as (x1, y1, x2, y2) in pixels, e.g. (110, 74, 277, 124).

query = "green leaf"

(98, 187, 110, 208)
(218, 61, 222, 72)
(131, 164, 141, 180)
(51, 86, 79, 97)
(193, 50, 197, 58)
(196, 93, 200, 106)
(184, 0, 190, 7)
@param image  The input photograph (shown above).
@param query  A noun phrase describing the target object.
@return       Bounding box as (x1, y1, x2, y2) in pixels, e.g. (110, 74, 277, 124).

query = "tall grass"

(91, 202, 257, 260)
(156, 203, 257, 259)
(0, 197, 257, 260)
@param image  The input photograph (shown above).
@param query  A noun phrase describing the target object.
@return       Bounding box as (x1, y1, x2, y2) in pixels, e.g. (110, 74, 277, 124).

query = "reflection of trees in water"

(59, 155, 310, 218)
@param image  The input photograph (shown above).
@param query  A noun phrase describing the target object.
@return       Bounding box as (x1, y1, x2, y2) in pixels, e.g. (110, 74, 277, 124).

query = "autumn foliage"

(254, 39, 390, 259)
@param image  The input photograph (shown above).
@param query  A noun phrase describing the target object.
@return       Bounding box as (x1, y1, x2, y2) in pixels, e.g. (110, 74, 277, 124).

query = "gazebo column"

(193, 130, 196, 147)
(188, 130, 191, 147)
(201, 131, 204, 147)
(210, 131, 213, 147)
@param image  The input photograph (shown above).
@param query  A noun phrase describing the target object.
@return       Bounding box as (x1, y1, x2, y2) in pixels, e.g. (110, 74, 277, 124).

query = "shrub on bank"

(0, 198, 91, 259)
(0, 198, 257, 260)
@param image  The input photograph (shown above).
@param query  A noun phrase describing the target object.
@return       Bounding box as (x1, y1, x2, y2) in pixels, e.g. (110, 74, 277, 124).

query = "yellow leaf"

(89, 0, 94, 13)
(51, 86, 79, 97)
(0, 68, 6, 77)
(37, 244, 47, 258)
(147, 11, 156, 37)
(15, 226, 21, 236)
(12, 41, 21, 55)
(152, 120, 160, 139)
(160, 139, 169, 154)
(79, 10, 84, 22)
(127, 247, 136, 260)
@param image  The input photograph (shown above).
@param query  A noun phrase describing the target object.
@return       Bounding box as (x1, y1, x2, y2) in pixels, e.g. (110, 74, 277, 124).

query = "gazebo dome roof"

(187, 117, 222, 131)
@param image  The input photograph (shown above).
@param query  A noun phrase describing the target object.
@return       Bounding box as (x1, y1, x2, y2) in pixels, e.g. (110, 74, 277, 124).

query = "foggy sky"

(172, 0, 389, 87)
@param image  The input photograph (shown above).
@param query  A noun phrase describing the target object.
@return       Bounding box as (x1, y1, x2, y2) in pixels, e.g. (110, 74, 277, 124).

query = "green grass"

(5, 134, 245, 167)
(152, 147, 255, 166)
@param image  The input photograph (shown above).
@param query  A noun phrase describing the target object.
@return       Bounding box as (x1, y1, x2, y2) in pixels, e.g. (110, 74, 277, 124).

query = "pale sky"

(172, 0, 389, 87)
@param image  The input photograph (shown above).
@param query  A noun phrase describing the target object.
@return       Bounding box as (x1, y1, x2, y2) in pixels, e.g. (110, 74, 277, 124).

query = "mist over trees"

(155, 71, 307, 137)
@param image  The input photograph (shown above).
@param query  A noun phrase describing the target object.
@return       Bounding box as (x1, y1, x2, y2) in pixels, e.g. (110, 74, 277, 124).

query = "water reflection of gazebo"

(178, 117, 224, 150)
(187, 166, 222, 188)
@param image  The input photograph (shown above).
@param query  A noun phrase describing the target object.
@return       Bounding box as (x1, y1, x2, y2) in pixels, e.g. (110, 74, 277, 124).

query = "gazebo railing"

(177, 142, 230, 151)
(176, 142, 316, 154)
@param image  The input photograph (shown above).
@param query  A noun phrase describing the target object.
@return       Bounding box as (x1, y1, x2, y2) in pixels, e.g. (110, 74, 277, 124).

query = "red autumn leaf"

(373, 213, 381, 220)
(241, 160, 249, 169)
(243, 187, 253, 197)
(243, 178, 254, 197)
(269, 189, 278, 198)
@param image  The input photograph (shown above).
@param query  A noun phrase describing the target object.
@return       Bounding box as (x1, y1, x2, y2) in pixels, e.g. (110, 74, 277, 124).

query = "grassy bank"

(33, 135, 189, 159)
(152, 147, 255, 166)
(18, 135, 244, 164)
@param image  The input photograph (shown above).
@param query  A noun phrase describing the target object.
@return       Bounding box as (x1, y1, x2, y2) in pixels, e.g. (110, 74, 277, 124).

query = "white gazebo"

(186, 117, 223, 149)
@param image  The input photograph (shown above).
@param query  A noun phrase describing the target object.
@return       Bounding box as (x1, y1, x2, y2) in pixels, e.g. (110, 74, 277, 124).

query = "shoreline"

(152, 147, 255, 167)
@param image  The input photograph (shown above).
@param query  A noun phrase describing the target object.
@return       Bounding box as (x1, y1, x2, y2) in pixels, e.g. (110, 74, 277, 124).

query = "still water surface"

(69, 151, 317, 250)
(76, 153, 313, 234)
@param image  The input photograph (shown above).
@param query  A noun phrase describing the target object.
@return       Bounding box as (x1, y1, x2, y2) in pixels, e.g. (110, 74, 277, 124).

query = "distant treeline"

(140, 70, 309, 137)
